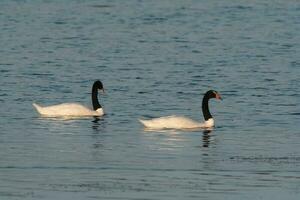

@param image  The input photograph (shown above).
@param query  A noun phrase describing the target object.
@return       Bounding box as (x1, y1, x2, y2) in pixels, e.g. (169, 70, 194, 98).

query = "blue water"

(0, 0, 300, 199)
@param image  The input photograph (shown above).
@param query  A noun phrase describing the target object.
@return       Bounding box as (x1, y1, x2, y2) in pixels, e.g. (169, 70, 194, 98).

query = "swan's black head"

(202, 90, 222, 121)
(92, 80, 104, 110)
(205, 90, 222, 100)
(93, 80, 104, 91)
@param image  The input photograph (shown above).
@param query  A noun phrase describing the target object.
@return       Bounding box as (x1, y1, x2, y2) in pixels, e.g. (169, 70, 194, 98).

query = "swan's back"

(33, 103, 103, 117)
(139, 115, 206, 129)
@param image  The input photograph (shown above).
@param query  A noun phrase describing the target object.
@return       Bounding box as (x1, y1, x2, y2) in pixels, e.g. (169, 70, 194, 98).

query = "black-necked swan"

(139, 90, 222, 129)
(33, 80, 105, 117)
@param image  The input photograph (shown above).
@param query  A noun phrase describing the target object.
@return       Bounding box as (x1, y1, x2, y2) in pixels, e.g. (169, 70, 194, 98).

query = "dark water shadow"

(90, 4, 114, 8)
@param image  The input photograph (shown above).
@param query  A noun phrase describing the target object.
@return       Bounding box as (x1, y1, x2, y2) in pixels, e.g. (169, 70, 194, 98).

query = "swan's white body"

(33, 103, 104, 117)
(139, 116, 214, 129)
(139, 90, 221, 130)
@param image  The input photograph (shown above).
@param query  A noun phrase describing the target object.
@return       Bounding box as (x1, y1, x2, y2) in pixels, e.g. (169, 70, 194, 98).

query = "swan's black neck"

(92, 85, 101, 110)
(202, 93, 213, 121)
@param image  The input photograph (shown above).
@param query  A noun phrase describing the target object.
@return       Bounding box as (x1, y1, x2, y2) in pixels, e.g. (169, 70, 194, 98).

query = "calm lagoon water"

(0, 0, 300, 199)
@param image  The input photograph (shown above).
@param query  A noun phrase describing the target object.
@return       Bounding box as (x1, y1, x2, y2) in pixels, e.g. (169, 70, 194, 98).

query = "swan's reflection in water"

(92, 117, 101, 130)
(141, 127, 215, 150)
(202, 129, 212, 148)
(91, 117, 107, 149)
(141, 128, 187, 151)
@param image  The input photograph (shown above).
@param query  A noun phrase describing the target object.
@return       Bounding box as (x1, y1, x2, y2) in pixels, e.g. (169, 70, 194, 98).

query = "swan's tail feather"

(32, 103, 43, 114)
(139, 119, 151, 128)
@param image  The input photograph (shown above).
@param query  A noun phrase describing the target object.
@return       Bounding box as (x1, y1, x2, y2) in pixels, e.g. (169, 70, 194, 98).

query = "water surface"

(0, 0, 299, 199)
